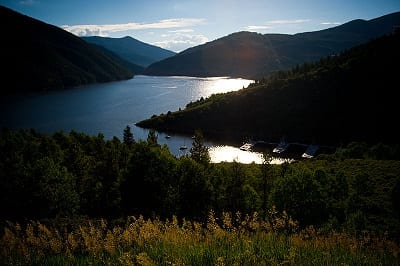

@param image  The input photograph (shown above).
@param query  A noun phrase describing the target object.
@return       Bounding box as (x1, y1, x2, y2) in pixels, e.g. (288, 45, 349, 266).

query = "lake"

(0, 75, 283, 164)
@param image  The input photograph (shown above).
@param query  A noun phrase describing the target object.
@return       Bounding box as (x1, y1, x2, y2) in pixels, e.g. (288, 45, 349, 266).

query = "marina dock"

(238, 138, 335, 159)
(240, 141, 255, 151)
(302, 144, 319, 158)
(272, 141, 289, 154)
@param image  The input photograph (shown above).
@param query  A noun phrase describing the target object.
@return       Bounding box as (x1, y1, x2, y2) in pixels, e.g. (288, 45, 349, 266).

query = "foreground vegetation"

(1, 128, 400, 264)
(1, 212, 399, 265)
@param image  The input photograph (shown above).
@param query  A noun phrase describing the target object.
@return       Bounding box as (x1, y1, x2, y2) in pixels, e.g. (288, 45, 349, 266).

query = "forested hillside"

(138, 33, 400, 146)
(0, 6, 135, 94)
(144, 12, 400, 78)
(1, 129, 399, 235)
(83, 36, 176, 67)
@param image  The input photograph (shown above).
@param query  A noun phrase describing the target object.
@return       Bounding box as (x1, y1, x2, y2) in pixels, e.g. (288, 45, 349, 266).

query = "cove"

(1, 75, 282, 163)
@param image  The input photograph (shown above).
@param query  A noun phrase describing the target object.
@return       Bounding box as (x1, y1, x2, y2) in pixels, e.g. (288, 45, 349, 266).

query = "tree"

(190, 130, 210, 165)
(261, 151, 273, 219)
(177, 157, 211, 219)
(121, 141, 176, 217)
(270, 167, 328, 226)
(123, 125, 134, 145)
(392, 177, 400, 218)
(147, 129, 158, 146)
(228, 160, 246, 212)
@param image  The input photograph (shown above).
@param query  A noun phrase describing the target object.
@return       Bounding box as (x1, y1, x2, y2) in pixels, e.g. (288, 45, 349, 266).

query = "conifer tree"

(261, 151, 273, 219)
(147, 128, 158, 146)
(123, 125, 134, 145)
(190, 130, 210, 165)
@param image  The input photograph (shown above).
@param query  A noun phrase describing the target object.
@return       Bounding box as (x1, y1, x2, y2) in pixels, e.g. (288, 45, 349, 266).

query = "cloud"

(245, 19, 310, 33)
(153, 32, 209, 52)
(245, 25, 272, 31)
(321, 22, 341, 26)
(267, 19, 311, 24)
(19, 0, 37, 5)
(61, 18, 205, 37)
(168, 29, 194, 33)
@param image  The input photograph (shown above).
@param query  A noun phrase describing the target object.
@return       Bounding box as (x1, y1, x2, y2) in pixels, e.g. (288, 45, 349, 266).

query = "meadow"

(1, 211, 399, 265)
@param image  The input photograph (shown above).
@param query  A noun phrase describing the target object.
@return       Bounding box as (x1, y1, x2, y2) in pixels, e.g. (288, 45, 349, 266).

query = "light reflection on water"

(195, 77, 251, 96)
(1, 76, 275, 163)
(209, 146, 293, 164)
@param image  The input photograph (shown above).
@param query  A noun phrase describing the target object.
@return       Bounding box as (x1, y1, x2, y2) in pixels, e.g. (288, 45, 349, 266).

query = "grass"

(1, 211, 399, 265)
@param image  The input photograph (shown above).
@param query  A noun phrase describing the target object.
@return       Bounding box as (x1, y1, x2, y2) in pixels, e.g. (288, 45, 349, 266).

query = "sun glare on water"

(203, 77, 254, 94)
(209, 146, 291, 164)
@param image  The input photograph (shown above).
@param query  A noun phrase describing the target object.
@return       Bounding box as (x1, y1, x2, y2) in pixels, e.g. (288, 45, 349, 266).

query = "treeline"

(1, 129, 400, 237)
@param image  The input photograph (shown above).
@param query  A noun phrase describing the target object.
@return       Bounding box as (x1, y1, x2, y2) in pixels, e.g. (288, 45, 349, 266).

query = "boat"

(179, 138, 188, 150)
(179, 145, 188, 150)
(273, 139, 289, 153)
(240, 142, 254, 151)
(302, 144, 319, 158)
(165, 135, 171, 139)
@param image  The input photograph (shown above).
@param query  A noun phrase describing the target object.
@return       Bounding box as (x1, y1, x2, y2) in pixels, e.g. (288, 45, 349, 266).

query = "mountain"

(90, 43, 145, 74)
(144, 12, 400, 78)
(0, 6, 135, 94)
(82, 36, 176, 67)
(137, 32, 400, 145)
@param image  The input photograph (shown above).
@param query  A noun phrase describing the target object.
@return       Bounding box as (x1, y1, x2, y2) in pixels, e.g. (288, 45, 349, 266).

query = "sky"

(1, 0, 399, 52)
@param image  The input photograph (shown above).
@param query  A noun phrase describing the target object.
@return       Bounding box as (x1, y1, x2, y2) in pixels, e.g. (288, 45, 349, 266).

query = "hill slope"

(83, 36, 176, 67)
(0, 6, 135, 94)
(144, 12, 400, 78)
(137, 33, 400, 145)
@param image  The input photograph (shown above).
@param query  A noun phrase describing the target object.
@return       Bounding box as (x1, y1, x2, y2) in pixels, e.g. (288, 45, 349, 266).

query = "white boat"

(179, 145, 188, 150)
(273, 140, 289, 153)
(165, 135, 171, 139)
(302, 144, 319, 158)
(239, 142, 254, 151)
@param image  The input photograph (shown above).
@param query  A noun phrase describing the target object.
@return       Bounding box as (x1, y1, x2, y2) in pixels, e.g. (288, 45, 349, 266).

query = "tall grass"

(1, 211, 398, 265)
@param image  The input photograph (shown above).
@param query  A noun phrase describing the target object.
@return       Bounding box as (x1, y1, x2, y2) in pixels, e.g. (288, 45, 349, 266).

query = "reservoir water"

(0, 75, 281, 164)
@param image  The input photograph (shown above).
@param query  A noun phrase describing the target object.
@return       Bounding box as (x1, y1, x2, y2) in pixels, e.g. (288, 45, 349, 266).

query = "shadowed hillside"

(0, 6, 135, 94)
(138, 33, 400, 145)
(83, 36, 176, 67)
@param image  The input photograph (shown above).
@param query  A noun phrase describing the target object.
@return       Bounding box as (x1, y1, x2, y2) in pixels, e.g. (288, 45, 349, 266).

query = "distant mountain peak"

(82, 36, 176, 67)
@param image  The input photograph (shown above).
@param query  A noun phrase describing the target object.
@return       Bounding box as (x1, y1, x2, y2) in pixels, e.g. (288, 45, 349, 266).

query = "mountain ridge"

(0, 5, 135, 94)
(144, 11, 400, 78)
(82, 36, 176, 68)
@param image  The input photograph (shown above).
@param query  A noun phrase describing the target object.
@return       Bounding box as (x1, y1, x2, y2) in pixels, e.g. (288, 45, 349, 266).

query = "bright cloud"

(245, 25, 272, 31)
(245, 19, 311, 33)
(61, 18, 205, 37)
(168, 29, 194, 33)
(153, 32, 209, 52)
(19, 0, 36, 5)
(321, 22, 341, 25)
(267, 19, 311, 24)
